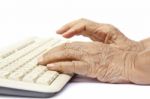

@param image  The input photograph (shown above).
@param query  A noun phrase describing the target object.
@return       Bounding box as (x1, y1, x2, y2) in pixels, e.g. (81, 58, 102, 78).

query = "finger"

(45, 42, 83, 54)
(56, 24, 71, 34)
(56, 20, 77, 34)
(38, 43, 70, 63)
(38, 49, 82, 65)
(56, 19, 80, 34)
(43, 43, 67, 55)
(47, 61, 89, 75)
(38, 42, 84, 64)
(62, 24, 85, 38)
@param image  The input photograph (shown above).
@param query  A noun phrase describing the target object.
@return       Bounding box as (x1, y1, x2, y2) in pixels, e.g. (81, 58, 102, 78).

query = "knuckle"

(72, 61, 76, 68)
(61, 42, 70, 50)
(42, 51, 50, 58)
(61, 42, 84, 59)
(56, 63, 63, 72)
(105, 24, 114, 28)
(72, 61, 78, 73)
(66, 49, 76, 57)
(104, 24, 118, 31)
(61, 49, 68, 57)
(63, 42, 78, 50)
(79, 18, 86, 21)
(78, 18, 88, 23)
(64, 42, 70, 47)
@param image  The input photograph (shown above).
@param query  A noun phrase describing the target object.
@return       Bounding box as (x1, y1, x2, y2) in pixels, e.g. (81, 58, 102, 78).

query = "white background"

(0, 0, 150, 99)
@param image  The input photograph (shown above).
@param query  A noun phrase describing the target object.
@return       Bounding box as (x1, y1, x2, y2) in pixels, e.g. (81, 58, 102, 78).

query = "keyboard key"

(0, 37, 36, 59)
(36, 71, 59, 85)
(0, 42, 50, 78)
(0, 38, 54, 68)
(8, 59, 38, 80)
(22, 66, 47, 82)
(0, 37, 72, 97)
(7, 39, 61, 80)
(0, 70, 10, 78)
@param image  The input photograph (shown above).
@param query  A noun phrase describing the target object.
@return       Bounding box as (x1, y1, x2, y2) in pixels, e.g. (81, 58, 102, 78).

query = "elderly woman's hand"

(57, 18, 144, 51)
(38, 42, 138, 83)
(38, 19, 150, 84)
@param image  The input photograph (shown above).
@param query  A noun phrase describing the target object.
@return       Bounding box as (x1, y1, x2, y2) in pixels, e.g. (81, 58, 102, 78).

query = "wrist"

(123, 52, 138, 84)
(127, 40, 145, 51)
(132, 49, 150, 84)
(96, 50, 135, 83)
(118, 38, 145, 52)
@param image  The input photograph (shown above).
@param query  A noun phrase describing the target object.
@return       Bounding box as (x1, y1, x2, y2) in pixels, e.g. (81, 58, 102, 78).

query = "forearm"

(130, 48, 150, 84)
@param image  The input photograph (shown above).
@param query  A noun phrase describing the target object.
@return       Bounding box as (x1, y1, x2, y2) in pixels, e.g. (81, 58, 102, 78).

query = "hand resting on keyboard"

(39, 18, 150, 85)
(0, 37, 72, 97)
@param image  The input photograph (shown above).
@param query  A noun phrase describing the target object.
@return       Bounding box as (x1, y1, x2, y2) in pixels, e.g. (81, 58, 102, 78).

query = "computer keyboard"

(0, 37, 72, 98)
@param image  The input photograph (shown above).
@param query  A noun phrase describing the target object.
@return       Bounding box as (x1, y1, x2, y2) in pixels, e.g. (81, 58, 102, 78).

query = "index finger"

(56, 23, 71, 34)
(38, 49, 83, 65)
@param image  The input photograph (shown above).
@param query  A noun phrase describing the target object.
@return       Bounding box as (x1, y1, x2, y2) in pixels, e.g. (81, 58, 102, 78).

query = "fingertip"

(38, 57, 44, 64)
(47, 64, 58, 70)
(47, 64, 55, 67)
(38, 56, 47, 65)
(56, 26, 70, 34)
(62, 30, 75, 38)
(62, 34, 72, 38)
(56, 29, 62, 34)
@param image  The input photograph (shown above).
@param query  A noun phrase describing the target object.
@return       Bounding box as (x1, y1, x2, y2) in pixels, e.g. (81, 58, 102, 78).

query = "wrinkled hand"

(57, 18, 144, 51)
(39, 42, 136, 83)
(38, 19, 150, 84)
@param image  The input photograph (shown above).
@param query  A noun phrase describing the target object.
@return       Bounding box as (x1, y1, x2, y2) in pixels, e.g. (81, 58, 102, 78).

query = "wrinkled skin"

(56, 18, 144, 51)
(38, 18, 150, 84)
(39, 42, 134, 83)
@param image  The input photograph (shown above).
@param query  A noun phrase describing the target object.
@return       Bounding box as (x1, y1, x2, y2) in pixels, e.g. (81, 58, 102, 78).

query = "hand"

(140, 37, 150, 49)
(38, 42, 137, 83)
(57, 18, 144, 51)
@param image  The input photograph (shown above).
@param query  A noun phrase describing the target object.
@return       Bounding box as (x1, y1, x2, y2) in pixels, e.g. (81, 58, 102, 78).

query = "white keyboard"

(0, 37, 72, 98)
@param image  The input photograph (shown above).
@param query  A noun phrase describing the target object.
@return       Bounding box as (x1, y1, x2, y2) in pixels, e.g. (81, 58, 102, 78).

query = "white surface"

(0, 0, 150, 99)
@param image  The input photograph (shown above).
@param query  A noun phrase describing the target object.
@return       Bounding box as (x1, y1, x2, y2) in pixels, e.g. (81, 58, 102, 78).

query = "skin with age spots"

(38, 18, 150, 84)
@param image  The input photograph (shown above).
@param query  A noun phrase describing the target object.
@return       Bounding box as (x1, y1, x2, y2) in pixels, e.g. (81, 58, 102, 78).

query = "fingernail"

(47, 64, 55, 67)
(56, 30, 61, 34)
(38, 57, 43, 63)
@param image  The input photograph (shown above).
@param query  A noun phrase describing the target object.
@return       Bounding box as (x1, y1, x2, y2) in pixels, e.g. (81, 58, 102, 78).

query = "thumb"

(47, 61, 89, 76)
